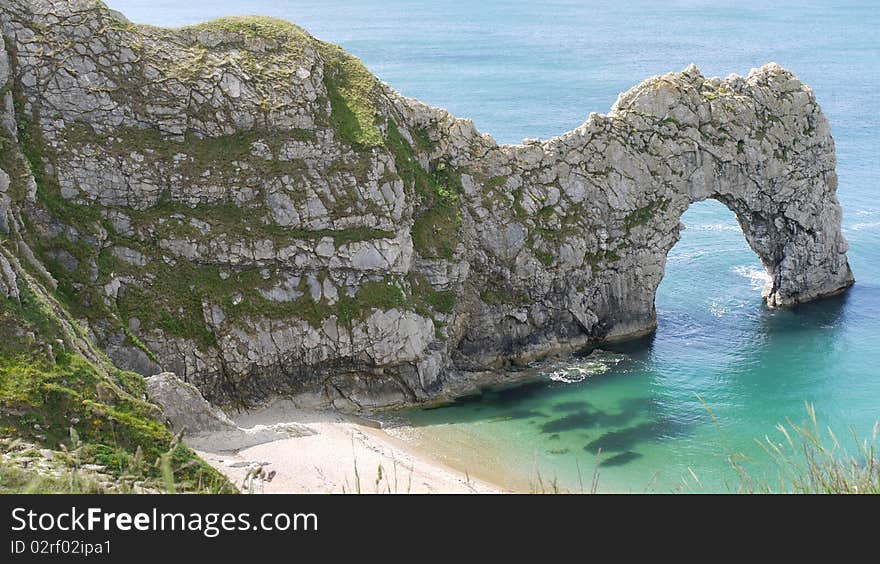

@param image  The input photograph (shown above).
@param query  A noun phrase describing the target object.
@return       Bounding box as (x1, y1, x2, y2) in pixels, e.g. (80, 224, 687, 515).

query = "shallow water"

(107, 0, 880, 492)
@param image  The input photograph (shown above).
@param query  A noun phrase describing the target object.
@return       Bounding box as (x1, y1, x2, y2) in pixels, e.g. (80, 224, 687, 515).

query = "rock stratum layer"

(0, 0, 854, 409)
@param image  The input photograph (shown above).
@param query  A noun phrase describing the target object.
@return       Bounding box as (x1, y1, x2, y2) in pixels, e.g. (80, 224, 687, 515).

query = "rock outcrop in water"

(0, 0, 854, 409)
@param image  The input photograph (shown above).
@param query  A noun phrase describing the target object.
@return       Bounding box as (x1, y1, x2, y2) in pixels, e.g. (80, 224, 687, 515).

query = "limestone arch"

(454, 64, 854, 365)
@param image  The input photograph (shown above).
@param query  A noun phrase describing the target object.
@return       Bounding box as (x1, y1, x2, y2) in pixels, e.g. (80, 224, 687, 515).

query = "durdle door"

(0, 0, 853, 409)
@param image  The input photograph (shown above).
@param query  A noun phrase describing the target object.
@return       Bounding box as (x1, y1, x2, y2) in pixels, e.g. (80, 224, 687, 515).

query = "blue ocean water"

(106, 0, 880, 491)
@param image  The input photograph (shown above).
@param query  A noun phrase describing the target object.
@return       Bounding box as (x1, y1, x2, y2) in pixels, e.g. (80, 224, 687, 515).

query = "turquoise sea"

(106, 0, 880, 491)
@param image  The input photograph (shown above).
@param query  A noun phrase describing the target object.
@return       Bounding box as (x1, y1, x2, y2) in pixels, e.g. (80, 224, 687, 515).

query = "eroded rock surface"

(145, 372, 237, 435)
(145, 371, 310, 450)
(0, 0, 853, 408)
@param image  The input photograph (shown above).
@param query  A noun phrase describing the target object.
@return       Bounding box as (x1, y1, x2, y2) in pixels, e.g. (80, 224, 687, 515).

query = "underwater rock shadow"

(583, 416, 693, 454)
(541, 396, 656, 434)
(552, 400, 594, 413)
(404, 375, 574, 426)
(489, 409, 549, 422)
(540, 409, 636, 433)
(598, 451, 643, 467)
(404, 357, 643, 428)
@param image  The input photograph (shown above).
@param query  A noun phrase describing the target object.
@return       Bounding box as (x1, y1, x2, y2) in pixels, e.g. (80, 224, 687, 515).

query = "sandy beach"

(190, 400, 503, 494)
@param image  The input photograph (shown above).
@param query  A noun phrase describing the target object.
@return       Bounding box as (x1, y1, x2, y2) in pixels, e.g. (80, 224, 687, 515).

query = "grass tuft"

(728, 403, 879, 494)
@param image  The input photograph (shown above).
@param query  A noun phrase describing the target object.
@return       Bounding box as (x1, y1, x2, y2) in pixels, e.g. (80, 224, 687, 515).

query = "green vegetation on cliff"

(321, 44, 385, 148)
(188, 15, 313, 46)
(0, 257, 233, 492)
(624, 197, 670, 231)
(386, 120, 462, 259)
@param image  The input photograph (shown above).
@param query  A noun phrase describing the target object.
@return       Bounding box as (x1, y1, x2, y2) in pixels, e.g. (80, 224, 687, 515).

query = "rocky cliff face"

(0, 27, 231, 490)
(0, 0, 854, 409)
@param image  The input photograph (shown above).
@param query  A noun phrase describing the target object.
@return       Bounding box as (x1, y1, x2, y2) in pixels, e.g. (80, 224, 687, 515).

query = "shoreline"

(191, 400, 508, 494)
(190, 351, 629, 494)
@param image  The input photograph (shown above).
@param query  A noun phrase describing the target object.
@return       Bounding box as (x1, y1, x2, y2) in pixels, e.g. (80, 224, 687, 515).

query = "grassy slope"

(0, 248, 234, 492)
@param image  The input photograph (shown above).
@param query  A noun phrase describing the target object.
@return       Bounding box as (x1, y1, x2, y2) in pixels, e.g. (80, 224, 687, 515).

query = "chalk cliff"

(0, 0, 854, 410)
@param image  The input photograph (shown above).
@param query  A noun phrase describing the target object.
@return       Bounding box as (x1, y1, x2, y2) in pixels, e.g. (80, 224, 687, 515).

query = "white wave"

(548, 363, 608, 383)
(708, 300, 728, 318)
(733, 265, 770, 291)
(668, 246, 743, 264)
(666, 250, 704, 263)
(846, 221, 880, 232)
(687, 222, 741, 232)
(854, 209, 879, 217)
(545, 353, 626, 383)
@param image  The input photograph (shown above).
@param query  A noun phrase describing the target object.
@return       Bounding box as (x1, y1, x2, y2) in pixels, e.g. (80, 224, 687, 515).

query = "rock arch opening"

(656, 199, 767, 318)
